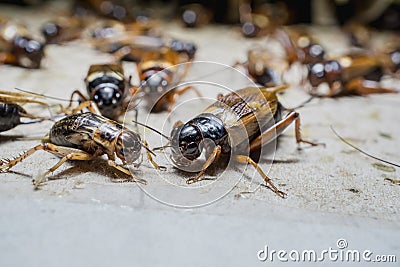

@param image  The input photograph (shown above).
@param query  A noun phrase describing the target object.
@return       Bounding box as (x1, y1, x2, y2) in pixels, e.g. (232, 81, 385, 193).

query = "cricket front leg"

(143, 140, 166, 171)
(107, 159, 147, 185)
(186, 146, 221, 184)
(71, 100, 101, 115)
(66, 90, 87, 110)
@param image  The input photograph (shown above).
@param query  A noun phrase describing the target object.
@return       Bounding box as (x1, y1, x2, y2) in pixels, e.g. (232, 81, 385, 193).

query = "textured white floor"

(0, 3, 399, 267)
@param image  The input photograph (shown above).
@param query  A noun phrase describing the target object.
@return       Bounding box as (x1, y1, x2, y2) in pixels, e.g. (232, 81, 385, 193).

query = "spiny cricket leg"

(67, 90, 87, 108)
(249, 111, 317, 152)
(34, 147, 96, 189)
(235, 155, 286, 198)
(107, 159, 147, 185)
(187, 146, 221, 184)
(143, 140, 166, 170)
(294, 113, 320, 147)
(0, 143, 46, 172)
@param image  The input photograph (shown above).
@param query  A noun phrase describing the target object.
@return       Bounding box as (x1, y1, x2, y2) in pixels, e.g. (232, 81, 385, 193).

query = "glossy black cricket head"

(116, 130, 142, 164)
(12, 35, 45, 68)
(308, 60, 342, 87)
(170, 123, 202, 166)
(170, 115, 229, 167)
(93, 83, 123, 118)
(86, 66, 125, 119)
(140, 71, 170, 95)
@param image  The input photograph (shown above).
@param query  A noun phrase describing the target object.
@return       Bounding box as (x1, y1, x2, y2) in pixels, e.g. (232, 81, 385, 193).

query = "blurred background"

(1, 0, 399, 29)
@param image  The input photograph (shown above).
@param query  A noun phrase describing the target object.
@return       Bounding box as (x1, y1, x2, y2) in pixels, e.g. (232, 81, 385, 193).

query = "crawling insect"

(108, 35, 198, 113)
(0, 19, 45, 68)
(236, 47, 288, 87)
(89, 33, 197, 113)
(308, 53, 398, 96)
(0, 110, 164, 189)
(274, 27, 326, 65)
(0, 90, 50, 132)
(67, 63, 132, 120)
(163, 86, 318, 198)
(131, 47, 198, 113)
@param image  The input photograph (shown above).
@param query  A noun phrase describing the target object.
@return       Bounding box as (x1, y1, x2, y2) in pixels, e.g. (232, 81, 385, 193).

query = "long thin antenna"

(14, 88, 80, 103)
(153, 145, 173, 151)
(140, 142, 156, 157)
(132, 120, 170, 140)
(331, 126, 400, 168)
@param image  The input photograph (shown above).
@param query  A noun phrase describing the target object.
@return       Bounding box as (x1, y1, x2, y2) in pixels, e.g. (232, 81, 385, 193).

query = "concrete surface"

(0, 3, 399, 267)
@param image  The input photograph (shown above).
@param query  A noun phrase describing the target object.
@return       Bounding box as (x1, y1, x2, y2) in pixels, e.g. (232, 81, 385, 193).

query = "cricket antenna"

(331, 126, 400, 168)
(132, 120, 170, 140)
(14, 87, 80, 102)
(140, 142, 156, 157)
(153, 145, 173, 151)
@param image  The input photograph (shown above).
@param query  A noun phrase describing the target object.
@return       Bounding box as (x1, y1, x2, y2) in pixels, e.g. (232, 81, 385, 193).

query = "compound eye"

(133, 141, 141, 150)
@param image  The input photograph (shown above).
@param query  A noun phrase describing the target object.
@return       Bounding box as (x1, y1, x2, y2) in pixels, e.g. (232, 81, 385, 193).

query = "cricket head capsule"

(170, 123, 203, 167)
(116, 131, 142, 164)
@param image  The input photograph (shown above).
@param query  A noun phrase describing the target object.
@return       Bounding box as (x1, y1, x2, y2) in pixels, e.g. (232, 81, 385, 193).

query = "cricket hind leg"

(0, 143, 95, 189)
(249, 111, 319, 152)
(33, 145, 98, 189)
(239, 111, 320, 198)
(235, 155, 286, 198)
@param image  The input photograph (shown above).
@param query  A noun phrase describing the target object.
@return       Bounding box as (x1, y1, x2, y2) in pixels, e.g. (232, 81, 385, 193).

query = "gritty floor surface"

(0, 3, 399, 267)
